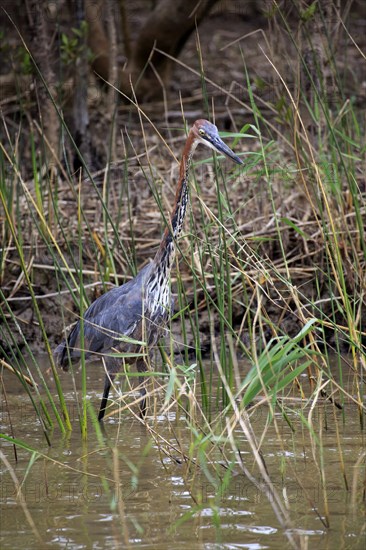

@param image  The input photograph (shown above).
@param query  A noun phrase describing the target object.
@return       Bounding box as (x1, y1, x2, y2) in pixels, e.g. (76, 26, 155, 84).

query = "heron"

(54, 119, 243, 421)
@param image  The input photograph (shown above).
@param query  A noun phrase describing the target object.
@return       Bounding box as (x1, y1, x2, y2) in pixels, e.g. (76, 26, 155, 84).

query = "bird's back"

(54, 262, 168, 369)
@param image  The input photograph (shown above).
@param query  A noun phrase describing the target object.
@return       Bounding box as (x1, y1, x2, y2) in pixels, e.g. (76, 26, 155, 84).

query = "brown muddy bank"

(1, 2, 365, 356)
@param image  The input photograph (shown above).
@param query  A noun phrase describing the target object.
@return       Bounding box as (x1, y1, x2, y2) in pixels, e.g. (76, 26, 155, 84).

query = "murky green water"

(1, 357, 365, 549)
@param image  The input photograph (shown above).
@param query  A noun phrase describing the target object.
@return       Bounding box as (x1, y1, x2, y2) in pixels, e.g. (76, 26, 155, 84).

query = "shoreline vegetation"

(0, 3, 365, 546)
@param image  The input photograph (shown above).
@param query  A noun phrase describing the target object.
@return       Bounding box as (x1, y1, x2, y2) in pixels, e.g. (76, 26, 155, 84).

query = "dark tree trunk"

(298, 0, 340, 142)
(73, 0, 92, 171)
(28, 0, 60, 169)
(85, 0, 110, 81)
(121, 0, 219, 99)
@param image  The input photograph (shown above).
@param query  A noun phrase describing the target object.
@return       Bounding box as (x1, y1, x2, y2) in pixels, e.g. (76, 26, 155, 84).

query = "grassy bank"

(1, 5, 365, 545)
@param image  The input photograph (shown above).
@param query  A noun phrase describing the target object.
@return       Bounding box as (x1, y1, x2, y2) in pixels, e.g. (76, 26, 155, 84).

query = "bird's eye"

(199, 129, 205, 136)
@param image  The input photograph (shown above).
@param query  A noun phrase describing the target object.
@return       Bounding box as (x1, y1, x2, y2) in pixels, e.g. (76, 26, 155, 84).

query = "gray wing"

(55, 263, 152, 368)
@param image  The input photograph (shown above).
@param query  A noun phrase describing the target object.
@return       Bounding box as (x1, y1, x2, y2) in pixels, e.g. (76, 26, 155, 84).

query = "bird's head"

(192, 119, 243, 165)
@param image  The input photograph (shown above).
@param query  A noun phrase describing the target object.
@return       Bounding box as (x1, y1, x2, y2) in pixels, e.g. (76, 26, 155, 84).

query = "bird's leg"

(139, 387, 147, 419)
(137, 358, 148, 418)
(98, 372, 115, 421)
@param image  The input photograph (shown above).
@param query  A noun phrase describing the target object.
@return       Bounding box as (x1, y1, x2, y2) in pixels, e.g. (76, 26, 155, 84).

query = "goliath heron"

(55, 119, 243, 420)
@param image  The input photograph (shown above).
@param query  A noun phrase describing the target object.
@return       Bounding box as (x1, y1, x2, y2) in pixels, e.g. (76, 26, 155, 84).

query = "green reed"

(0, 10, 365, 550)
(1, 8, 365, 449)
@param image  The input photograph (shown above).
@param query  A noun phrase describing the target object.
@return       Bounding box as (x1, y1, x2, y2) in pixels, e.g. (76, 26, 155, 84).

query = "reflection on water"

(1, 356, 365, 550)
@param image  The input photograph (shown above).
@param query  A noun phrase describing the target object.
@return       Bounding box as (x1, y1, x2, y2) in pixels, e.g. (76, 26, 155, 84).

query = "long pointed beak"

(213, 137, 243, 165)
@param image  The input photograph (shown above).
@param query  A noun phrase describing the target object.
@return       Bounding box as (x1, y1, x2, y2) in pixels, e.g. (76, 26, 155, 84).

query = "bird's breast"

(145, 272, 171, 323)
